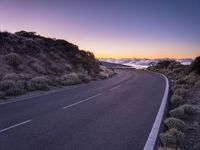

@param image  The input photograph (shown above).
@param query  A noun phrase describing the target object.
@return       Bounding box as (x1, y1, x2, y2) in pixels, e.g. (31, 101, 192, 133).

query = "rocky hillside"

(0, 31, 114, 99)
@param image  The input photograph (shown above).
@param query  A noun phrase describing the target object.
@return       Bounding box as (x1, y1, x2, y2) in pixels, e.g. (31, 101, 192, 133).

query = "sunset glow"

(0, 0, 199, 58)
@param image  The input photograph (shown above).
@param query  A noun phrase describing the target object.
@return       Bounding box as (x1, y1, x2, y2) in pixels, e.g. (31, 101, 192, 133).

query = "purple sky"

(0, 0, 200, 58)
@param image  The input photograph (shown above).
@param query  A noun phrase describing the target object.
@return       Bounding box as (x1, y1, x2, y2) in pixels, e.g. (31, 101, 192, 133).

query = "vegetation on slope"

(0, 31, 114, 99)
(148, 57, 200, 150)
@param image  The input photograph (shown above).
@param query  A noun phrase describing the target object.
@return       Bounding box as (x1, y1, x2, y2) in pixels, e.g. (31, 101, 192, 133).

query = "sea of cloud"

(99, 58, 193, 69)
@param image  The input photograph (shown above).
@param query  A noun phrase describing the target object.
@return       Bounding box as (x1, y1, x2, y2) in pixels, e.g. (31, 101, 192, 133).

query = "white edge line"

(143, 74, 169, 150)
(62, 93, 102, 109)
(0, 119, 32, 133)
(109, 85, 121, 91)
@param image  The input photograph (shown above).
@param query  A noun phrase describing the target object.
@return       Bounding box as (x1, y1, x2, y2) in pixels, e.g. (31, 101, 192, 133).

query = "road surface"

(0, 69, 166, 150)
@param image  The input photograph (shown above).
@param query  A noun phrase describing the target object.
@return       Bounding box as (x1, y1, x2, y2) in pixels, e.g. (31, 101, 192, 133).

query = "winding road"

(0, 69, 167, 150)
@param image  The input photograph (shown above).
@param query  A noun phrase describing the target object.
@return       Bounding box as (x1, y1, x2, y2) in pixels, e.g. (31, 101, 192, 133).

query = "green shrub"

(184, 73, 198, 85)
(2, 73, 19, 81)
(170, 95, 184, 107)
(175, 79, 186, 85)
(0, 80, 15, 91)
(160, 128, 184, 147)
(173, 88, 187, 97)
(5, 52, 22, 68)
(164, 117, 185, 131)
(29, 76, 49, 90)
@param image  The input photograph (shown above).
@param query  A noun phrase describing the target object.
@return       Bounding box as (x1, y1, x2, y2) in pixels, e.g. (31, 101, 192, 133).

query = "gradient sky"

(0, 0, 200, 58)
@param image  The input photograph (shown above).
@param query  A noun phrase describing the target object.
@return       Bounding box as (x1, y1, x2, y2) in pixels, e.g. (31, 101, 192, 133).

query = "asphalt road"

(0, 69, 166, 150)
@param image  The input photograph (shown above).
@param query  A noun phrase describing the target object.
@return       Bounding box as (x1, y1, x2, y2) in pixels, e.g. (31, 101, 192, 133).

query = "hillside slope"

(0, 31, 114, 99)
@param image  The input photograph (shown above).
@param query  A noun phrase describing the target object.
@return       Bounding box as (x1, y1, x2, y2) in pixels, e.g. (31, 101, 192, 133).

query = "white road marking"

(62, 93, 102, 109)
(0, 119, 32, 133)
(143, 74, 169, 150)
(109, 85, 121, 91)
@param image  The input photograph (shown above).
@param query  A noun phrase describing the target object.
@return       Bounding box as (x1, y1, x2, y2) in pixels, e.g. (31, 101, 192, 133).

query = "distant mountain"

(99, 58, 193, 69)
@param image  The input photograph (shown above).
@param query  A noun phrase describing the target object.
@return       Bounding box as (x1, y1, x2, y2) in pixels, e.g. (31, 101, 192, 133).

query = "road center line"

(0, 119, 33, 133)
(62, 93, 102, 109)
(109, 85, 121, 91)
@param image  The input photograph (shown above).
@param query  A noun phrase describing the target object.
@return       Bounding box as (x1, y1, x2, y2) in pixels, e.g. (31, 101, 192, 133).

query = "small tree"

(190, 56, 200, 74)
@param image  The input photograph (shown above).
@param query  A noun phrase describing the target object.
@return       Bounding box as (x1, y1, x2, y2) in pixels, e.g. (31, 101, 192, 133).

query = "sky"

(0, 0, 200, 58)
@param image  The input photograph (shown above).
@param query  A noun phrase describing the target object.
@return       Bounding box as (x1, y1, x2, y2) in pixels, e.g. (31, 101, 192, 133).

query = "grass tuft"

(164, 117, 185, 131)
(170, 95, 184, 107)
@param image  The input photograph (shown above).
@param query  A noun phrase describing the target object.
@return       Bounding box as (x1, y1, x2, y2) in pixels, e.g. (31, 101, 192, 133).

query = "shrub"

(184, 73, 198, 85)
(57, 73, 81, 85)
(190, 56, 200, 74)
(0, 80, 15, 91)
(170, 95, 184, 107)
(182, 104, 196, 115)
(195, 80, 200, 88)
(158, 147, 179, 150)
(5, 85, 25, 96)
(160, 128, 184, 147)
(0, 91, 6, 99)
(5, 52, 22, 68)
(169, 104, 196, 118)
(30, 62, 47, 74)
(175, 79, 186, 85)
(173, 88, 187, 97)
(169, 107, 185, 119)
(18, 73, 33, 80)
(164, 117, 185, 131)
(29, 76, 49, 90)
(2, 73, 19, 81)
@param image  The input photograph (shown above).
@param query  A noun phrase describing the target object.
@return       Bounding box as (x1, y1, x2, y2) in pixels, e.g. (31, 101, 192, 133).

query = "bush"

(57, 73, 81, 85)
(5, 85, 25, 96)
(184, 73, 198, 85)
(182, 104, 196, 115)
(164, 117, 185, 131)
(173, 88, 187, 97)
(169, 107, 185, 119)
(2, 73, 19, 81)
(170, 95, 184, 107)
(158, 147, 179, 150)
(0, 80, 15, 91)
(190, 56, 200, 74)
(30, 62, 47, 74)
(195, 80, 200, 88)
(0, 91, 6, 99)
(29, 76, 49, 90)
(169, 104, 196, 118)
(160, 128, 184, 147)
(18, 73, 33, 80)
(5, 52, 22, 68)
